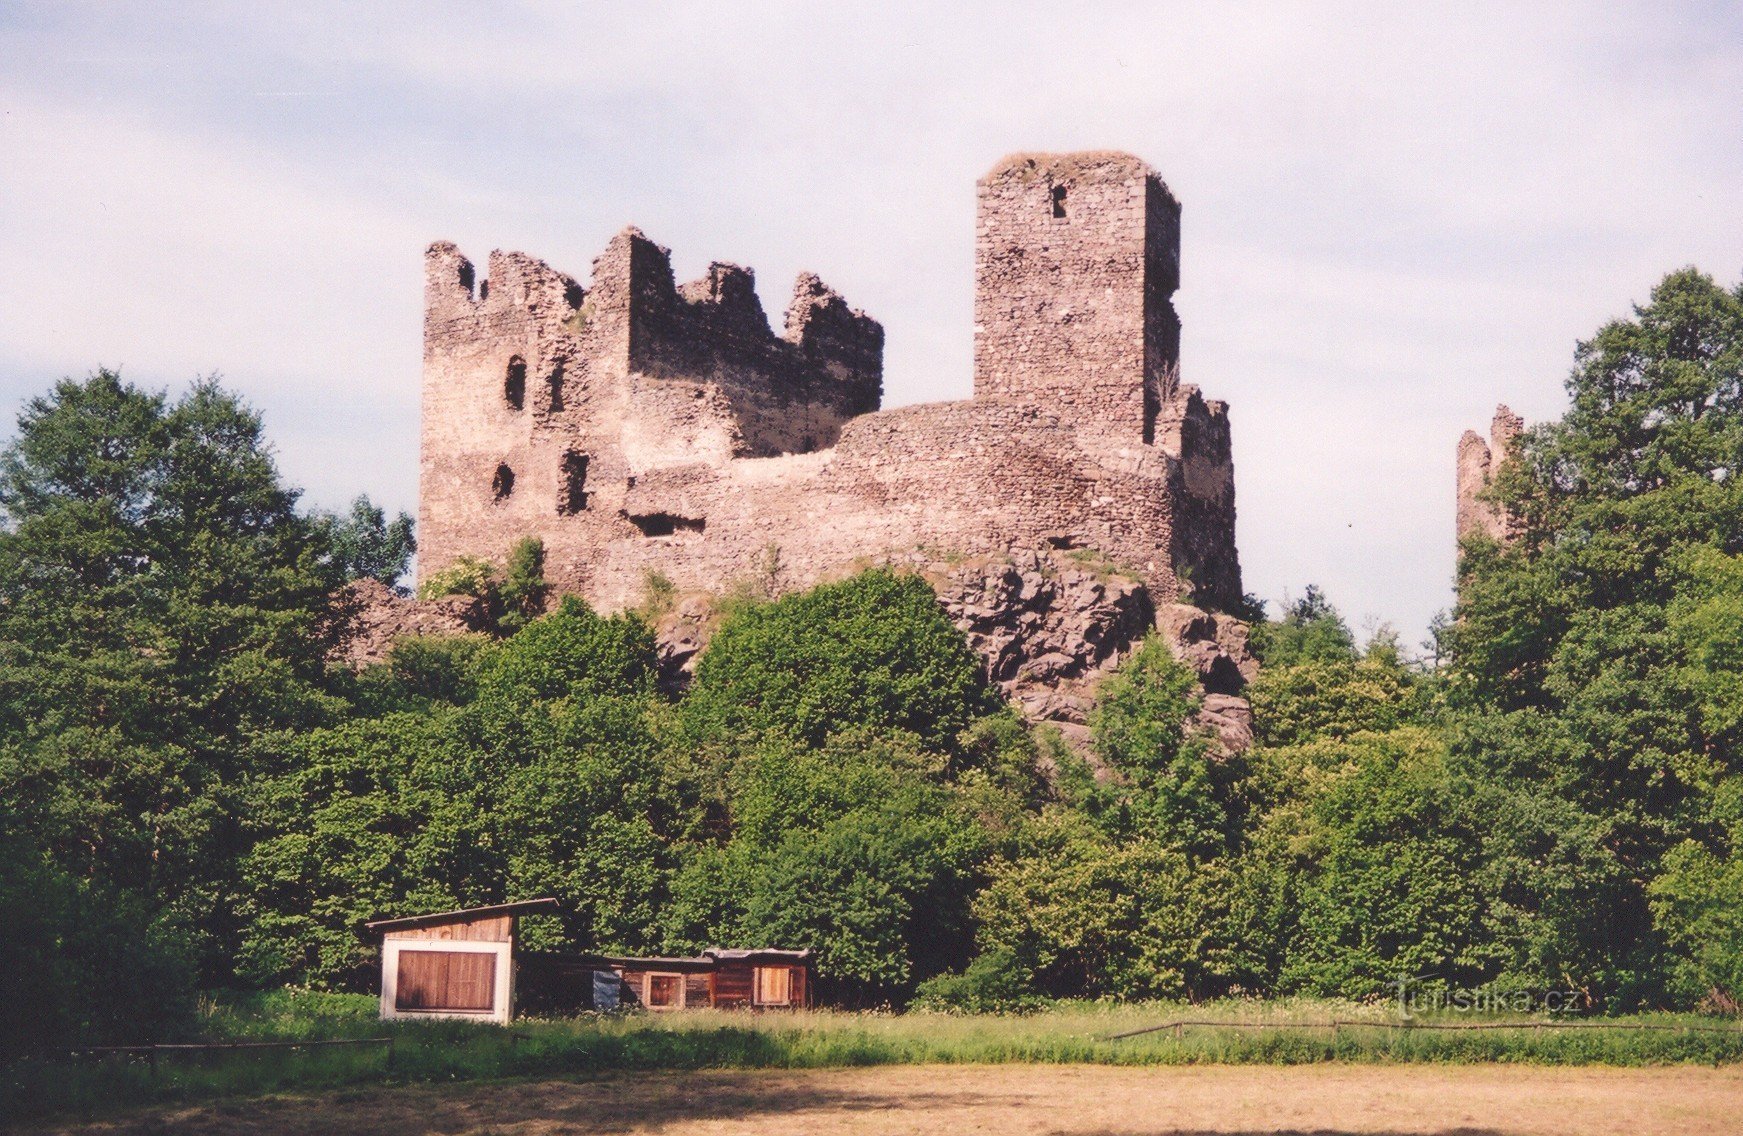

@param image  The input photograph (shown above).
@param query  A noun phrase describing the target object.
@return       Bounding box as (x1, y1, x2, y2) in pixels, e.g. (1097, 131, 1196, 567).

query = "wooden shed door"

(396, 950, 497, 1011)
(753, 966, 792, 1006)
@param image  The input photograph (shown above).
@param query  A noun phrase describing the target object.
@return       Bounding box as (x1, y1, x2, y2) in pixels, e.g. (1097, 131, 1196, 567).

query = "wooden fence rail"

(1102, 1019, 1743, 1041)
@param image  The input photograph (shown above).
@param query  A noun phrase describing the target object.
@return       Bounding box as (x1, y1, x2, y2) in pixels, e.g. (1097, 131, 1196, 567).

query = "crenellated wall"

(417, 151, 1243, 618)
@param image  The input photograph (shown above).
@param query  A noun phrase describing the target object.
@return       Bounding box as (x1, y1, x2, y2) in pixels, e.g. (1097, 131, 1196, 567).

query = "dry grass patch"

(26, 1063, 1743, 1136)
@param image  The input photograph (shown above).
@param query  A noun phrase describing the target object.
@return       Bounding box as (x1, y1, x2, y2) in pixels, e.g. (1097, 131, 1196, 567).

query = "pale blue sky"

(2, 2, 1739, 640)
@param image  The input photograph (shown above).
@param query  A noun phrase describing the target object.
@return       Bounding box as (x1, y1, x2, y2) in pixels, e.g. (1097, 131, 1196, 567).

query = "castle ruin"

(1456, 404, 1524, 544)
(417, 151, 1243, 619)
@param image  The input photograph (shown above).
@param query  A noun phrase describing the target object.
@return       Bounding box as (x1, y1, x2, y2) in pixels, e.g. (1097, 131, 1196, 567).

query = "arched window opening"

(492, 463, 515, 501)
(1051, 185, 1068, 219)
(505, 356, 527, 410)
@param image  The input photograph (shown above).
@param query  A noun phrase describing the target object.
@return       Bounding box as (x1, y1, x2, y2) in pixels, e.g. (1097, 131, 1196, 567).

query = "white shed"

(365, 898, 559, 1024)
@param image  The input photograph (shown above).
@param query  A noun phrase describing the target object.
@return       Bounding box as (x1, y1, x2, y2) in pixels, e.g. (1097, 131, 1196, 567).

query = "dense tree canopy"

(7, 270, 1743, 1052)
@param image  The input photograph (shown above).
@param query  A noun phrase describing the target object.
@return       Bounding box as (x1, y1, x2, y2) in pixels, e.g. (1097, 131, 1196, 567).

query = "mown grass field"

(7, 991, 1742, 1125)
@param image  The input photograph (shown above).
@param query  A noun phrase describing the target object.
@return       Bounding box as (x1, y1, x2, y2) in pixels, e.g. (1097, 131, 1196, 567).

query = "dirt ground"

(28, 1063, 1743, 1136)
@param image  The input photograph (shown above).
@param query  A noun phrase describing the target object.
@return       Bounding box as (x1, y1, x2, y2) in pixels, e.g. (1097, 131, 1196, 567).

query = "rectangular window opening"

(559, 451, 589, 513)
(646, 973, 683, 1009)
(625, 511, 704, 537)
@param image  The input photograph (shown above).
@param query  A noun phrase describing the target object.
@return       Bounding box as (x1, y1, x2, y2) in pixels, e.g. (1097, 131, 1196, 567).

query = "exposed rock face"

(336, 578, 492, 668)
(1456, 404, 1525, 544)
(937, 551, 1156, 746)
(337, 558, 1256, 753)
(637, 552, 1257, 753)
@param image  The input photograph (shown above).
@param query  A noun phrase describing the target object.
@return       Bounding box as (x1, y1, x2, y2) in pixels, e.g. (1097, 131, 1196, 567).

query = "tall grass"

(7, 993, 1741, 1124)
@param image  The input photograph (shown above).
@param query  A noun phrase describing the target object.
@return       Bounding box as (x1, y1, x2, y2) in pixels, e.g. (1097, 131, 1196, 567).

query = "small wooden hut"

(365, 898, 559, 1023)
(517, 948, 815, 1013)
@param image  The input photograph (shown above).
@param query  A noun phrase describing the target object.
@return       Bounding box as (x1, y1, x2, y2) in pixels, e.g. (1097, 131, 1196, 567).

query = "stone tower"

(1456, 404, 1524, 543)
(974, 151, 1181, 444)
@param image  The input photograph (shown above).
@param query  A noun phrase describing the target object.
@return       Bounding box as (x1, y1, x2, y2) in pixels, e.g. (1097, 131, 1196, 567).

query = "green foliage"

(1441, 270, 1743, 1004)
(314, 495, 416, 590)
(416, 555, 497, 603)
(911, 948, 1043, 1013)
(477, 595, 655, 704)
(387, 633, 499, 707)
(685, 569, 997, 754)
(1648, 780, 1743, 1009)
(242, 572, 672, 988)
(1666, 546, 1743, 745)
(0, 370, 346, 977)
(973, 811, 1236, 1000)
(1239, 729, 1493, 999)
(498, 535, 548, 634)
(1085, 637, 1231, 859)
(1246, 586, 1357, 666)
(1247, 657, 1424, 748)
(663, 730, 991, 999)
(0, 824, 196, 1059)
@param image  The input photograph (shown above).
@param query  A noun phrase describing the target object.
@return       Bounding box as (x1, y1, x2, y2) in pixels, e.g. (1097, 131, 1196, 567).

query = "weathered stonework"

(335, 578, 492, 668)
(418, 151, 1242, 619)
(1456, 404, 1524, 543)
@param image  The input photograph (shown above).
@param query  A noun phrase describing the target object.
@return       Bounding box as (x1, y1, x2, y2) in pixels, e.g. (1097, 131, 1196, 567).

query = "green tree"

(1444, 270, 1743, 1004)
(241, 610, 684, 986)
(972, 810, 1235, 1000)
(0, 371, 345, 973)
(1247, 586, 1357, 666)
(1234, 728, 1493, 999)
(684, 569, 997, 755)
(315, 495, 416, 590)
(662, 730, 990, 1000)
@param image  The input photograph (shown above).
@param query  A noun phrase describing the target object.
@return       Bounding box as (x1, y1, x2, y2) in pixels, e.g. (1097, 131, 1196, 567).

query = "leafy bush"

(0, 827, 196, 1058)
(912, 949, 1044, 1013)
(684, 569, 997, 754)
(478, 596, 656, 704)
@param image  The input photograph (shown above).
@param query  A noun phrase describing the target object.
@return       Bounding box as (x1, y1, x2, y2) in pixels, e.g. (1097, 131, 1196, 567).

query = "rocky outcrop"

(334, 578, 494, 668)
(934, 551, 1153, 750)
(650, 595, 714, 695)
(1457, 404, 1525, 543)
(643, 551, 1258, 754)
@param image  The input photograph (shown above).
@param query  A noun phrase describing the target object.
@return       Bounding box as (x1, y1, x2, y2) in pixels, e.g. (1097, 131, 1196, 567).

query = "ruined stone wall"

(1456, 404, 1524, 544)
(417, 151, 1242, 624)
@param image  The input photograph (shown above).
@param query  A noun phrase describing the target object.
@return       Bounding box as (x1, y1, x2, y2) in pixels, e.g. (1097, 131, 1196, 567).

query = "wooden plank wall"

(714, 962, 754, 1008)
(384, 914, 513, 942)
(686, 972, 713, 1007)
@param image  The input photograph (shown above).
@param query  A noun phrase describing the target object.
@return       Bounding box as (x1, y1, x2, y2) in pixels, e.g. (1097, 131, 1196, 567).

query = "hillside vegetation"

(2, 269, 1743, 1070)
